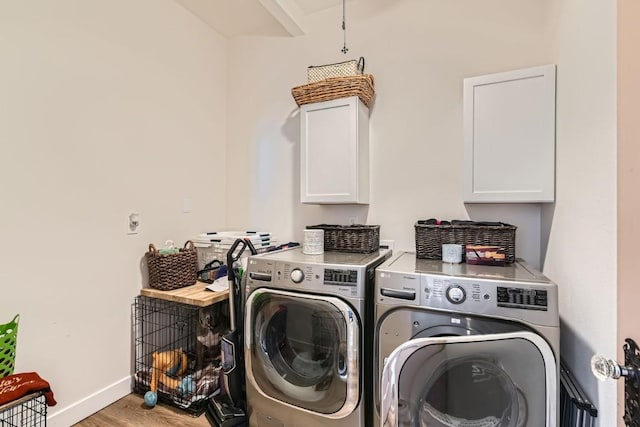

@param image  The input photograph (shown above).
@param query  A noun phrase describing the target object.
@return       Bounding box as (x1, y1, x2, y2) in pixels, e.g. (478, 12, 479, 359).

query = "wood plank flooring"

(72, 393, 210, 426)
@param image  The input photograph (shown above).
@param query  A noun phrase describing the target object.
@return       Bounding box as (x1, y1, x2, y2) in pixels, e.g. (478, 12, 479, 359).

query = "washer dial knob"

(446, 285, 466, 304)
(290, 268, 305, 283)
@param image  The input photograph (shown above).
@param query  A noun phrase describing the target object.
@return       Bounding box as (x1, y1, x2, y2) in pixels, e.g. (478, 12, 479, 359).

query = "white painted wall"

(544, 0, 618, 425)
(0, 2, 227, 425)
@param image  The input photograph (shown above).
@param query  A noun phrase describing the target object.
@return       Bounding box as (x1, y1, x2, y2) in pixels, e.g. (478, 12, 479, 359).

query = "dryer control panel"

(418, 274, 557, 327)
(497, 286, 548, 311)
(375, 252, 558, 328)
(377, 271, 558, 327)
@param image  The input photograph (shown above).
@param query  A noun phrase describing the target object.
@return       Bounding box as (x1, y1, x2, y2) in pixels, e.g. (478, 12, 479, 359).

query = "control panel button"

(290, 268, 305, 283)
(446, 285, 466, 304)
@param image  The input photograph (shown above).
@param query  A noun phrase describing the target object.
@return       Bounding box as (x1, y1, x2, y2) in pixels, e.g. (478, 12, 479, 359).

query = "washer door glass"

(380, 332, 557, 427)
(246, 289, 359, 414)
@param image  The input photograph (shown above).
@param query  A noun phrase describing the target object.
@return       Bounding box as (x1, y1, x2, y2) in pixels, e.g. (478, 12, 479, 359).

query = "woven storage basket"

(306, 224, 380, 253)
(415, 221, 517, 263)
(307, 57, 365, 83)
(146, 241, 198, 291)
(291, 74, 375, 108)
(0, 314, 18, 378)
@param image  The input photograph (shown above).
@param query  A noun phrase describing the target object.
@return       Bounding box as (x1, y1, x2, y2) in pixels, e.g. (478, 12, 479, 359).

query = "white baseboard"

(47, 376, 131, 427)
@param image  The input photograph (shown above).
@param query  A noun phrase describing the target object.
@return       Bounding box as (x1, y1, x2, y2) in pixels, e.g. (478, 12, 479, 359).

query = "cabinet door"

(463, 65, 556, 203)
(300, 96, 369, 204)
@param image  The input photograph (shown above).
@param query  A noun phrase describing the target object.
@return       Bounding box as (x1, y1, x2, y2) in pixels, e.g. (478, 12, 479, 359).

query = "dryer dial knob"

(290, 268, 305, 283)
(446, 286, 466, 304)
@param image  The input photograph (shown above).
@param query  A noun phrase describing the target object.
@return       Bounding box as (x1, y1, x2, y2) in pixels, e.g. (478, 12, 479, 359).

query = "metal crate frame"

(0, 392, 47, 427)
(133, 295, 227, 415)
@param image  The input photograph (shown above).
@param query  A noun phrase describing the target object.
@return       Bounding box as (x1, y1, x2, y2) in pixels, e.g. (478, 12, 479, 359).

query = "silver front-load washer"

(374, 252, 559, 427)
(244, 246, 391, 427)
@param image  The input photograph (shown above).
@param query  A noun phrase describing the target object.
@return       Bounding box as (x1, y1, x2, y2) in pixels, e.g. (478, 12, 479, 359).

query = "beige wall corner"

(618, 0, 640, 424)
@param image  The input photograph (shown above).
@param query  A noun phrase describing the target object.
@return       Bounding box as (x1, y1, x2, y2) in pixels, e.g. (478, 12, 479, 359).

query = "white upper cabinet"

(463, 64, 556, 203)
(300, 96, 369, 204)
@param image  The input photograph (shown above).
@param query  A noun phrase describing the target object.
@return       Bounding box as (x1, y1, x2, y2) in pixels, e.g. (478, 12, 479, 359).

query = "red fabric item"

(0, 372, 57, 406)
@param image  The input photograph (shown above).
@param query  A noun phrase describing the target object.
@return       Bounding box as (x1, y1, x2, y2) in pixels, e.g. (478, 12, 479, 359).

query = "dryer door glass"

(380, 332, 557, 427)
(246, 289, 359, 415)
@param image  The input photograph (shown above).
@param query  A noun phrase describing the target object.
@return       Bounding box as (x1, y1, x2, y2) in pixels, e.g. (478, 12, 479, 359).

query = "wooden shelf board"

(140, 281, 229, 307)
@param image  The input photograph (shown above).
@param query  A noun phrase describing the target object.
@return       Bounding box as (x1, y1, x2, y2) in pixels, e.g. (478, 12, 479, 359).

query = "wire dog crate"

(133, 295, 227, 415)
(0, 393, 47, 427)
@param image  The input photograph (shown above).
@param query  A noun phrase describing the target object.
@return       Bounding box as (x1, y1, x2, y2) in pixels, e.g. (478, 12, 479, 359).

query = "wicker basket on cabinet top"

(291, 74, 375, 108)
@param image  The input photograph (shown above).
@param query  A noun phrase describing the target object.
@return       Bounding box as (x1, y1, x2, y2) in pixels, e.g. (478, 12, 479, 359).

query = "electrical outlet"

(380, 240, 395, 250)
(127, 212, 140, 235)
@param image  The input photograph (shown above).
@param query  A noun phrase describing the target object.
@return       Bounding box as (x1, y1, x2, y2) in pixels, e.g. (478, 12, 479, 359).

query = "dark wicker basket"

(146, 241, 198, 290)
(306, 224, 380, 253)
(415, 221, 517, 263)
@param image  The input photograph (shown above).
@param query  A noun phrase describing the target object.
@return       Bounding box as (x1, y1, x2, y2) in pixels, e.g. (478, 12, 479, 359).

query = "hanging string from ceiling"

(341, 0, 348, 54)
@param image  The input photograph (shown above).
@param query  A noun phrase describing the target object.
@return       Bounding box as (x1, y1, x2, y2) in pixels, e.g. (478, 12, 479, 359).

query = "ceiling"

(175, 0, 344, 37)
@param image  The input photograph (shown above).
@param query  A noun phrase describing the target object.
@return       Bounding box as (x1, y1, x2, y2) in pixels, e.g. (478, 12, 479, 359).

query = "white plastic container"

(302, 229, 324, 255)
(193, 241, 227, 270)
(442, 244, 463, 264)
(193, 231, 277, 269)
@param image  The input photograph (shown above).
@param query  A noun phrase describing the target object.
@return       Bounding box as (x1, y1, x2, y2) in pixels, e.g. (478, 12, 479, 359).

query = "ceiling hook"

(341, 0, 348, 54)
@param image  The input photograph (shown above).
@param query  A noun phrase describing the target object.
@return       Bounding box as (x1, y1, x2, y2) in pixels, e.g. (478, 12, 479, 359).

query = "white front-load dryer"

(374, 252, 560, 427)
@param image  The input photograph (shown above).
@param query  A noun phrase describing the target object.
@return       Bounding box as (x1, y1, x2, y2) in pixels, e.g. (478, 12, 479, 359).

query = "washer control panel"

(324, 268, 358, 286)
(246, 259, 365, 298)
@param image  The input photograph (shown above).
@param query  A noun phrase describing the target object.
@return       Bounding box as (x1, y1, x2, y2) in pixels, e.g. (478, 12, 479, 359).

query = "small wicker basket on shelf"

(306, 224, 380, 253)
(146, 241, 198, 291)
(291, 74, 375, 108)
